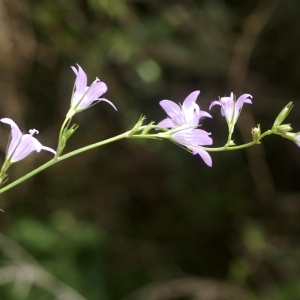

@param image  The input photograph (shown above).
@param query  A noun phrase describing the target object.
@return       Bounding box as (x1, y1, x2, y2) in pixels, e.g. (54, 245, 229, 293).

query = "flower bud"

(273, 102, 293, 128)
(251, 124, 261, 142)
(227, 140, 236, 146)
(276, 124, 293, 133)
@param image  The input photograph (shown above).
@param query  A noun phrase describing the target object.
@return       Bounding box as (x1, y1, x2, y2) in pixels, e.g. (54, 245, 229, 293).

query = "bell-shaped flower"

(157, 90, 212, 129)
(209, 92, 252, 125)
(0, 118, 56, 164)
(67, 64, 117, 118)
(157, 91, 213, 166)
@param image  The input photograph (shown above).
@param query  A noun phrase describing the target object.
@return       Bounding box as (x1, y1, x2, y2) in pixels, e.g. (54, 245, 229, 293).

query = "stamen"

(29, 129, 39, 136)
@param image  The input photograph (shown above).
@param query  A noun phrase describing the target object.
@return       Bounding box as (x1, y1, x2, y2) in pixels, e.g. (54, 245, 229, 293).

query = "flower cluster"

(157, 91, 213, 166)
(0, 64, 118, 179)
(1, 62, 299, 189)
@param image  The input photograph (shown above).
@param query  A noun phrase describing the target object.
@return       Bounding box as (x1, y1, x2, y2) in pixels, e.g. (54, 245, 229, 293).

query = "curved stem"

(0, 130, 131, 195)
(0, 128, 274, 195)
(202, 129, 273, 152)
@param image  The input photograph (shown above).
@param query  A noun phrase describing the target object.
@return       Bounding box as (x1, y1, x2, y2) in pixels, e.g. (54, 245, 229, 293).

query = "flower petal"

(159, 100, 183, 125)
(77, 82, 107, 110)
(220, 94, 235, 121)
(157, 118, 176, 129)
(234, 93, 252, 122)
(199, 111, 212, 119)
(10, 135, 41, 162)
(182, 91, 200, 117)
(0, 118, 23, 158)
(73, 64, 87, 95)
(209, 100, 221, 110)
(41, 146, 57, 155)
(100, 99, 117, 111)
(190, 146, 212, 167)
(172, 128, 212, 146)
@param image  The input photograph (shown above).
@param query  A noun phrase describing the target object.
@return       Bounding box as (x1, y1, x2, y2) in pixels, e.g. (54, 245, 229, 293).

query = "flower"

(68, 64, 117, 117)
(157, 90, 212, 129)
(209, 92, 252, 125)
(157, 91, 213, 166)
(0, 118, 56, 163)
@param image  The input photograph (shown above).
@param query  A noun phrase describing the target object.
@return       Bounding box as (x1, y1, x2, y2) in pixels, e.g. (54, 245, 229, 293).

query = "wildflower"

(0, 118, 56, 164)
(157, 91, 213, 166)
(157, 90, 212, 129)
(67, 64, 117, 118)
(209, 92, 252, 125)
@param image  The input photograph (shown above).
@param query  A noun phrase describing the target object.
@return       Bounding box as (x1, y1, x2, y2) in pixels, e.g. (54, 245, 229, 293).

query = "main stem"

(0, 128, 274, 195)
(0, 130, 131, 195)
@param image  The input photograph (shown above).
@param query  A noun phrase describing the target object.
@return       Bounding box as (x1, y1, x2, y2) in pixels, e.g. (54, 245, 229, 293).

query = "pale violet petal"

(234, 94, 252, 122)
(159, 100, 184, 125)
(0, 118, 23, 158)
(199, 111, 212, 119)
(209, 100, 221, 110)
(10, 135, 41, 162)
(41, 146, 56, 155)
(101, 99, 117, 111)
(77, 82, 108, 110)
(157, 118, 176, 129)
(221, 95, 235, 121)
(182, 90, 200, 115)
(190, 146, 212, 167)
(74, 64, 87, 95)
(172, 128, 212, 146)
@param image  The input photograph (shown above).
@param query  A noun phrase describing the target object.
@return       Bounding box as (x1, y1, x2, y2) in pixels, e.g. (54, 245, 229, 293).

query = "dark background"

(1, 0, 300, 299)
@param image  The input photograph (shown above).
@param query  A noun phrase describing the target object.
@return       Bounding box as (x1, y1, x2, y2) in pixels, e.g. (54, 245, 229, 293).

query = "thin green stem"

(202, 129, 273, 152)
(226, 124, 234, 146)
(0, 128, 274, 195)
(0, 130, 132, 195)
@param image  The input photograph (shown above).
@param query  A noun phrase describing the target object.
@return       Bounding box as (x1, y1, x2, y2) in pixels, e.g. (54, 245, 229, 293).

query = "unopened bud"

(273, 102, 293, 127)
(276, 124, 293, 133)
(251, 125, 261, 142)
(227, 140, 236, 146)
(130, 116, 146, 135)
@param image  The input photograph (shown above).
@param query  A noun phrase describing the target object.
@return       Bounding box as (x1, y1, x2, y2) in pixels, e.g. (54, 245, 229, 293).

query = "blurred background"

(0, 0, 300, 299)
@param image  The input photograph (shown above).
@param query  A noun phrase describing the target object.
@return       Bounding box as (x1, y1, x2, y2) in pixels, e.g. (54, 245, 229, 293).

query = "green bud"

(273, 102, 293, 128)
(142, 121, 154, 135)
(227, 140, 236, 146)
(130, 116, 146, 135)
(276, 124, 293, 133)
(251, 124, 261, 142)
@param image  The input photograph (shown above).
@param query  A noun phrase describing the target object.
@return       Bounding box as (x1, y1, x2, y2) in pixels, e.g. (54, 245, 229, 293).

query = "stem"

(0, 128, 273, 195)
(0, 130, 132, 195)
(202, 129, 273, 152)
(226, 124, 235, 146)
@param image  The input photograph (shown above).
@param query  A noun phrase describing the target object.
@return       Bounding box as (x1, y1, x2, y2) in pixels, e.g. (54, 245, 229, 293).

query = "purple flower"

(209, 92, 252, 124)
(0, 118, 56, 163)
(69, 64, 117, 116)
(157, 91, 213, 166)
(157, 91, 212, 129)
